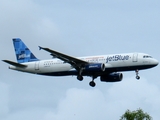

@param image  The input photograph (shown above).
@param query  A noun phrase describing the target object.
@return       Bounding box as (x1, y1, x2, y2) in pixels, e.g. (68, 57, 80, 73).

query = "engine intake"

(84, 63, 105, 72)
(100, 73, 123, 82)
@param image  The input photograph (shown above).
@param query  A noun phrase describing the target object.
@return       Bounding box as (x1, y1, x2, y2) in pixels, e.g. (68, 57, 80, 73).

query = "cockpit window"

(143, 55, 152, 58)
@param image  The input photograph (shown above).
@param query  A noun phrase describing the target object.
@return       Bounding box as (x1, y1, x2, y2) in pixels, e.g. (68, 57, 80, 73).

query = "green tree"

(120, 108, 152, 120)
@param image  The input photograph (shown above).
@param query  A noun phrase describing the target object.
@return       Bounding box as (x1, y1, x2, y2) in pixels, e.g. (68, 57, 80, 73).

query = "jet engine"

(100, 73, 123, 82)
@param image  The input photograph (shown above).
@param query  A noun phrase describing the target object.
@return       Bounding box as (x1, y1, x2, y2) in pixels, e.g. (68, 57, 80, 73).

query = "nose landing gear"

(135, 69, 140, 80)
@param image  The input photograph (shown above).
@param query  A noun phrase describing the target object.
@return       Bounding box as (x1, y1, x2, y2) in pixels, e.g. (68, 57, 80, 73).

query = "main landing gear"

(89, 76, 97, 87)
(77, 68, 84, 81)
(77, 75, 83, 81)
(89, 81, 96, 87)
(77, 74, 97, 87)
(135, 69, 140, 80)
(76, 67, 97, 87)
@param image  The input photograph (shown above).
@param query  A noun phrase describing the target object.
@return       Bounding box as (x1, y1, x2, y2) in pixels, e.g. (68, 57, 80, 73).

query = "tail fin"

(13, 38, 39, 63)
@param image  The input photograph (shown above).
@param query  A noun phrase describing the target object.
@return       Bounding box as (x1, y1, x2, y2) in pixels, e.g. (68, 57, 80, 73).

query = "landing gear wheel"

(135, 69, 140, 80)
(77, 67, 84, 81)
(136, 76, 140, 80)
(77, 75, 83, 81)
(89, 81, 96, 87)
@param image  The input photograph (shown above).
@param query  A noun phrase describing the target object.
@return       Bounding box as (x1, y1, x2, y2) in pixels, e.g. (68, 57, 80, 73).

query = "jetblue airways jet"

(3, 38, 159, 87)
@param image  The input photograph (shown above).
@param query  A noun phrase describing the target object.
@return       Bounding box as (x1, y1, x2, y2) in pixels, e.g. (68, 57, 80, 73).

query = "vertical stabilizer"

(13, 38, 39, 63)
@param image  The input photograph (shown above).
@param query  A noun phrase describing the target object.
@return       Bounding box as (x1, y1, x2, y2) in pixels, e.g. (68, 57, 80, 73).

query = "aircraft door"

(35, 61, 40, 70)
(132, 53, 138, 62)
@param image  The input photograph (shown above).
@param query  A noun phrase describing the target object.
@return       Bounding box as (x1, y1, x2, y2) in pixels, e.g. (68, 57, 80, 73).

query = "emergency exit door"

(35, 61, 40, 70)
(132, 53, 138, 62)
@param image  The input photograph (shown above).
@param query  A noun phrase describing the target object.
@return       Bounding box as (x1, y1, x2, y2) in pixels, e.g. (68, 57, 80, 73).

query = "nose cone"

(153, 59, 159, 66)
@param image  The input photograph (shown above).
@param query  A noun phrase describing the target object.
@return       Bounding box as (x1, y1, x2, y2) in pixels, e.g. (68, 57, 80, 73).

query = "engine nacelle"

(84, 63, 105, 72)
(100, 73, 123, 82)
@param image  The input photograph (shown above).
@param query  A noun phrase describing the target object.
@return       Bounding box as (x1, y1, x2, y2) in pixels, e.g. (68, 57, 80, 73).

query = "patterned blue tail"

(13, 38, 39, 63)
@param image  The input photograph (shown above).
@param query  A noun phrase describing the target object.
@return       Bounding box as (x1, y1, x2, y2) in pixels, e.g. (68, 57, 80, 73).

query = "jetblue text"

(106, 55, 129, 63)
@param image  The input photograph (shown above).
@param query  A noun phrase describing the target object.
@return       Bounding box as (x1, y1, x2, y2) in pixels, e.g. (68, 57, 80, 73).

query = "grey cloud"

(47, 78, 160, 120)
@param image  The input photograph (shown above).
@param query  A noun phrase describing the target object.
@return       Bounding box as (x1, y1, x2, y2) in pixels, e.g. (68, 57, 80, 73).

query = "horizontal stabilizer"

(2, 60, 27, 68)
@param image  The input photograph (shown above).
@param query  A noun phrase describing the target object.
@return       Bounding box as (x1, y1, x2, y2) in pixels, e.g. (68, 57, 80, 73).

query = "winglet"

(38, 46, 42, 50)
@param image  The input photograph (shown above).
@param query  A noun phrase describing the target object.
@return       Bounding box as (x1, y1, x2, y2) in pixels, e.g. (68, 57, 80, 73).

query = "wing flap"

(2, 60, 27, 68)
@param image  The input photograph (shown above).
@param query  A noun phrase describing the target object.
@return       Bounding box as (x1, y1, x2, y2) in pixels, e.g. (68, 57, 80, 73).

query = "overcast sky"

(0, 0, 160, 120)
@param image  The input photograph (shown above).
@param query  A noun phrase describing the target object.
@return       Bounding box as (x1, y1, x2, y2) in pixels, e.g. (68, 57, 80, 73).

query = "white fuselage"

(9, 52, 158, 76)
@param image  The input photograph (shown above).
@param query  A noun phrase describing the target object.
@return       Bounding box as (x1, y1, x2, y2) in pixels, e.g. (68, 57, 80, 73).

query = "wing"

(39, 46, 88, 70)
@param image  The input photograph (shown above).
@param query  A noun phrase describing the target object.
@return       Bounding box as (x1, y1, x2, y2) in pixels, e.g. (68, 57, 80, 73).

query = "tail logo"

(13, 38, 39, 63)
(18, 54, 30, 59)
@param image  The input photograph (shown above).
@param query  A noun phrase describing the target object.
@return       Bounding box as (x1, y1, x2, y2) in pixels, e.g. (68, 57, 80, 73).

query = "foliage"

(120, 108, 152, 120)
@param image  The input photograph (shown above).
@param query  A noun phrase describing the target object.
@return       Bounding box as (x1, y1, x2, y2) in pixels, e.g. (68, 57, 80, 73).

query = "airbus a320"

(3, 38, 159, 87)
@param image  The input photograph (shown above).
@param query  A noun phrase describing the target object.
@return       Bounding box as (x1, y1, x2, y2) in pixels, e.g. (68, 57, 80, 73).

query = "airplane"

(2, 38, 159, 87)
